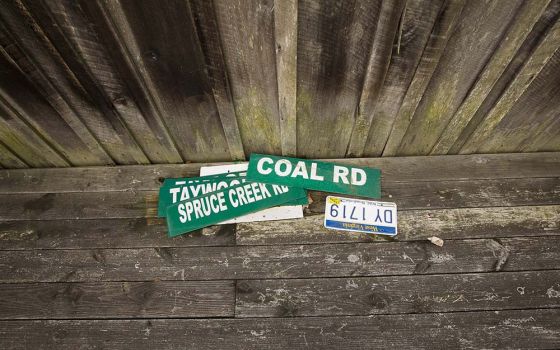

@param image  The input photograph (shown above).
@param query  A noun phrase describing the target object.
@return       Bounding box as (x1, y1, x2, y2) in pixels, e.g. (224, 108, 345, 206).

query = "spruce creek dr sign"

(246, 154, 381, 198)
(166, 182, 307, 236)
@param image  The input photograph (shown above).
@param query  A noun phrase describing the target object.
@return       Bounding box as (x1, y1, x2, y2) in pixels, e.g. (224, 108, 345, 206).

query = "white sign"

(200, 164, 304, 224)
(324, 196, 397, 236)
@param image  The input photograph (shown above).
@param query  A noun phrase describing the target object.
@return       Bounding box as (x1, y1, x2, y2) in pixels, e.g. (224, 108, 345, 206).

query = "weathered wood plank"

(459, 14, 560, 154)
(346, 0, 406, 157)
(382, 0, 465, 156)
(212, 0, 281, 155)
(363, 0, 444, 156)
(0, 280, 234, 319)
(1, 309, 559, 349)
(0, 177, 557, 221)
(94, 0, 231, 162)
(0, 48, 111, 166)
(296, 0, 381, 158)
(0, 152, 557, 193)
(274, 0, 298, 157)
(0, 219, 235, 250)
(237, 205, 560, 245)
(188, 0, 245, 160)
(32, 0, 182, 164)
(0, 142, 27, 169)
(236, 270, 560, 317)
(0, 237, 557, 282)
(431, 0, 552, 154)
(397, 0, 523, 156)
(0, 0, 147, 165)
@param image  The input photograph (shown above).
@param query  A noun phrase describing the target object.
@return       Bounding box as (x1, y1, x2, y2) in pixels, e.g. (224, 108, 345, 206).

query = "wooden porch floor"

(0, 153, 559, 349)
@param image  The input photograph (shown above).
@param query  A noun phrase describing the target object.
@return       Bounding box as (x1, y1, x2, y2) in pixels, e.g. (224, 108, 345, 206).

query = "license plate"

(324, 196, 397, 236)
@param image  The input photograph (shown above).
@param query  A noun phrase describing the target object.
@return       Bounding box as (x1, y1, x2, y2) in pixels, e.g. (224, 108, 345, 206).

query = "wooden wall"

(0, 0, 559, 168)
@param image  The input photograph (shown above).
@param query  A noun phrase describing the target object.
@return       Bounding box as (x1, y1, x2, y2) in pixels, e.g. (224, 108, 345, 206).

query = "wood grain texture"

(0, 152, 556, 193)
(0, 176, 557, 221)
(0, 237, 558, 282)
(346, 0, 406, 157)
(382, 0, 465, 156)
(0, 48, 110, 166)
(363, 0, 444, 156)
(213, 0, 281, 156)
(0, 309, 558, 349)
(236, 270, 560, 317)
(95, 0, 231, 162)
(0, 141, 27, 169)
(459, 13, 560, 154)
(274, 0, 298, 157)
(397, 0, 523, 156)
(33, 0, 182, 164)
(431, 0, 552, 154)
(0, 0, 146, 165)
(0, 219, 235, 250)
(237, 205, 560, 245)
(188, 0, 245, 160)
(0, 280, 234, 319)
(296, 0, 381, 158)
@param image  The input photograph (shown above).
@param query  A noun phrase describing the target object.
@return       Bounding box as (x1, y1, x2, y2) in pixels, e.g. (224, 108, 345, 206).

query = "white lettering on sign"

(255, 157, 367, 186)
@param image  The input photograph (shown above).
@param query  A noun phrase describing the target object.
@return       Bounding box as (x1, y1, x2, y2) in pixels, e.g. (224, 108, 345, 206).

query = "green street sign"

(246, 154, 381, 198)
(166, 182, 308, 236)
(157, 172, 245, 217)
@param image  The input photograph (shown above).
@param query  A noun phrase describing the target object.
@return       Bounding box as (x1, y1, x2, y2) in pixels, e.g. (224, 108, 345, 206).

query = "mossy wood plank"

(0, 142, 27, 169)
(0, 281, 234, 319)
(0, 310, 558, 349)
(211, 0, 281, 156)
(431, 0, 551, 154)
(396, 0, 522, 156)
(274, 0, 298, 157)
(459, 15, 560, 154)
(296, 0, 382, 158)
(363, 0, 444, 156)
(382, 0, 465, 156)
(236, 205, 560, 245)
(0, 177, 558, 220)
(346, 0, 406, 157)
(0, 152, 557, 193)
(236, 270, 560, 317)
(0, 237, 558, 282)
(188, 0, 245, 161)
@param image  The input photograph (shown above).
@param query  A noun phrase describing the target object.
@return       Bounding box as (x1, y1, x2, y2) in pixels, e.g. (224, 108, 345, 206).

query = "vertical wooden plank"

(396, 0, 522, 156)
(459, 17, 560, 154)
(188, 0, 246, 161)
(0, 0, 148, 165)
(212, 0, 281, 156)
(382, 0, 465, 157)
(0, 141, 27, 169)
(363, 0, 444, 156)
(93, 0, 231, 162)
(297, 0, 382, 158)
(346, 0, 406, 157)
(0, 51, 111, 166)
(31, 0, 183, 164)
(274, 0, 298, 157)
(430, 0, 552, 154)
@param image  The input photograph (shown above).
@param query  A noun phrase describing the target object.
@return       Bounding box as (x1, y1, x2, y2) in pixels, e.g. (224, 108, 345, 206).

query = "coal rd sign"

(246, 154, 381, 198)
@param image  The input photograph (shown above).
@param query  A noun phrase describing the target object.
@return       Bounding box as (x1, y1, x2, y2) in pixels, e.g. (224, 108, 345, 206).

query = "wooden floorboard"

(236, 270, 560, 317)
(0, 152, 557, 193)
(0, 237, 558, 283)
(0, 309, 558, 349)
(0, 281, 234, 319)
(0, 177, 557, 221)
